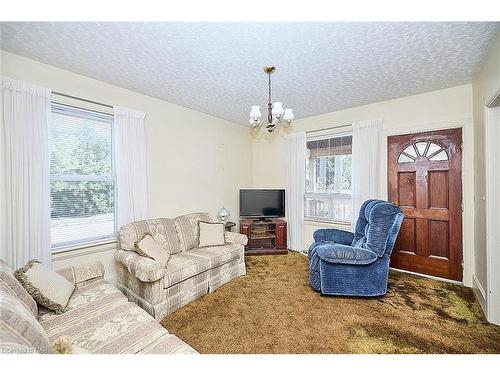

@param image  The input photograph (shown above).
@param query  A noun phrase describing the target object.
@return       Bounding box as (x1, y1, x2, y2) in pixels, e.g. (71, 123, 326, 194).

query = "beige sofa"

(0, 260, 196, 354)
(115, 213, 247, 321)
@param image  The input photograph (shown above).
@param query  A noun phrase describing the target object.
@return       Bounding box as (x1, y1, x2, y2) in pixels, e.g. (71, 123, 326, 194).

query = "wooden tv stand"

(239, 218, 288, 256)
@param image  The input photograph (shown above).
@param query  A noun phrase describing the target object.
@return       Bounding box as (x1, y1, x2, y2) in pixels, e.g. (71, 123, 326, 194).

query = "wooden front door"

(388, 128, 463, 281)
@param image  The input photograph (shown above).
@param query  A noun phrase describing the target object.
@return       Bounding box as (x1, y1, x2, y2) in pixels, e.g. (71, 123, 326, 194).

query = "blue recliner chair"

(308, 199, 404, 297)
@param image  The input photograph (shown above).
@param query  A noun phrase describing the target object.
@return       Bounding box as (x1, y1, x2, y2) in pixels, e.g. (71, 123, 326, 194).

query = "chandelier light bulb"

(249, 105, 262, 119)
(272, 102, 284, 117)
(283, 108, 295, 122)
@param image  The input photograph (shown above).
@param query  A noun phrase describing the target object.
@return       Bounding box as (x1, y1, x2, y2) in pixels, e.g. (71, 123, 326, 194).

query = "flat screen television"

(239, 189, 285, 219)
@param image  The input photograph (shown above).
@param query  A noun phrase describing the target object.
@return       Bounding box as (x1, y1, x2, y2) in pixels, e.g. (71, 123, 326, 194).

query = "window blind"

(50, 103, 115, 249)
(306, 134, 353, 158)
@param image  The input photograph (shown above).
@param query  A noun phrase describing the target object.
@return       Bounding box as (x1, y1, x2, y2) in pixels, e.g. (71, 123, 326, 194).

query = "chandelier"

(249, 65, 295, 133)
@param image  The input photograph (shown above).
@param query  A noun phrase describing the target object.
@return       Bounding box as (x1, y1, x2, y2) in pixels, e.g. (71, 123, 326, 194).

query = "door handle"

(391, 201, 399, 206)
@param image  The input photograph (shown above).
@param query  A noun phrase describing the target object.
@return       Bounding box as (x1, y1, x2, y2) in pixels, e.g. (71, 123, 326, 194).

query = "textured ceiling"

(1, 22, 498, 125)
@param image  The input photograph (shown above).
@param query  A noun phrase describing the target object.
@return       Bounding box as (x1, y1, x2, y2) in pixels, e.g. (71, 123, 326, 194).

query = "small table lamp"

(218, 207, 230, 223)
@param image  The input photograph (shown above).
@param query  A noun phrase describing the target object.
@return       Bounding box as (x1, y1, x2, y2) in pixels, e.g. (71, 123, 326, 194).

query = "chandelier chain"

(268, 72, 272, 104)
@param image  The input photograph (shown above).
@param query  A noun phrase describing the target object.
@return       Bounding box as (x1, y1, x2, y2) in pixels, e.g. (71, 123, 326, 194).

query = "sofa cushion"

(119, 218, 181, 255)
(40, 279, 196, 354)
(316, 244, 378, 265)
(163, 252, 210, 288)
(0, 289, 51, 354)
(135, 233, 170, 265)
(0, 260, 38, 318)
(187, 243, 243, 269)
(15, 259, 75, 314)
(198, 221, 225, 248)
(174, 213, 211, 252)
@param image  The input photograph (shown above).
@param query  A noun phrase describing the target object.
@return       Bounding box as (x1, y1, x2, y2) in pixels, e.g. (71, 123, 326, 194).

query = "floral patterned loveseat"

(115, 213, 248, 321)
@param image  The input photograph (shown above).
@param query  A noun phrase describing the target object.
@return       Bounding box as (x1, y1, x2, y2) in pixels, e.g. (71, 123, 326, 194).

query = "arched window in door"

(397, 141, 449, 163)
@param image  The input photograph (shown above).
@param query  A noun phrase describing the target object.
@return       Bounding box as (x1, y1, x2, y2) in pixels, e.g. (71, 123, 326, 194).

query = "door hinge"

(461, 261, 464, 269)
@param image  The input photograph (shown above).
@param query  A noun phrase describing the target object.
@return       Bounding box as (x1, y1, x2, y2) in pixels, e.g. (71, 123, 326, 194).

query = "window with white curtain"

(305, 132, 353, 223)
(49, 103, 115, 250)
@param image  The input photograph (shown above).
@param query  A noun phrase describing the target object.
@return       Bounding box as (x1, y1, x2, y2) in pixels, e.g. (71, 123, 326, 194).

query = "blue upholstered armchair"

(308, 199, 404, 297)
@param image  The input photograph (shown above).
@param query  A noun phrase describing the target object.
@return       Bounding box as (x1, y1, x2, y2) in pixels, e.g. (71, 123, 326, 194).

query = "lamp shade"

(283, 108, 295, 121)
(249, 105, 262, 119)
(272, 102, 284, 117)
(218, 207, 230, 222)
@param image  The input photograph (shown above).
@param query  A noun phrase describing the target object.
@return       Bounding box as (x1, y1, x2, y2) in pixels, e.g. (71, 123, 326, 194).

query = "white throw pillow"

(198, 221, 225, 248)
(134, 233, 170, 265)
(14, 260, 75, 314)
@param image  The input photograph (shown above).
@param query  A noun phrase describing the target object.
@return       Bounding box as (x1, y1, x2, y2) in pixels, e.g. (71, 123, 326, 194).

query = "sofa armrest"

(56, 261, 105, 287)
(313, 228, 354, 245)
(114, 250, 166, 282)
(224, 231, 248, 246)
(316, 244, 378, 265)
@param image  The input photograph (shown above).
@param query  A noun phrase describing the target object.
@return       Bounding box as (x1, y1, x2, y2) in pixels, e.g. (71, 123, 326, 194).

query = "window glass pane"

(305, 197, 331, 220)
(50, 111, 112, 175)
(305, 133, 352, 223)
(427, 142, 441, 156)
(429, 150, 448, 161)
(414, 142, 428, 156)
(50, 180, 115, 247)
(398, 153, 415, 163)
(50, 104, 115, 249)
(403, 144, 418, 158)
(304, 194, 351, 222)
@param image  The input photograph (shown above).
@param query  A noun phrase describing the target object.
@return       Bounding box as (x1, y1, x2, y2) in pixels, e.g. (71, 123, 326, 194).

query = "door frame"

(485, 90, 500, 325)
(382, 122, 471, 286)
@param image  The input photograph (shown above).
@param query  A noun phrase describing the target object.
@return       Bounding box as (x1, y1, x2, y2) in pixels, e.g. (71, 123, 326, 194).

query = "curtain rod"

(306, 123, 352, 134)
(52, 91, 113, 109)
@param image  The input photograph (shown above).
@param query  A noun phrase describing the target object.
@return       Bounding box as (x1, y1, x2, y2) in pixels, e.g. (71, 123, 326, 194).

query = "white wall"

(472, 32, 500, 317)
(253, 84, 475, 287)
(1, 51, 253, 282)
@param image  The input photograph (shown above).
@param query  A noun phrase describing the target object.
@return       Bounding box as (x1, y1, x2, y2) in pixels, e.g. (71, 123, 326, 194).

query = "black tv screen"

(239, 189, 285, 218)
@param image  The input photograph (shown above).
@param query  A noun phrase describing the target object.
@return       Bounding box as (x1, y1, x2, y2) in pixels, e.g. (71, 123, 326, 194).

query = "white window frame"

(304, 131, 353, 224)
(50, 103, 116, 252)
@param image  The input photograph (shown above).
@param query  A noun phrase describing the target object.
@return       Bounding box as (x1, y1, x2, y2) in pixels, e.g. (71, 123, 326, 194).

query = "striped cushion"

(0, 260, 38, 318)
(173, 213, 211, 252)
(0, 290, 51, 354)
(187, 244, 243, 268)
(162, 252, 210, 288)
(119, 218, 181, 255)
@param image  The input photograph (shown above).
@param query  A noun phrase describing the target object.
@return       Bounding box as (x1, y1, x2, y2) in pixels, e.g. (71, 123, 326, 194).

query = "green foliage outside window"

(50, 113, 114, 219)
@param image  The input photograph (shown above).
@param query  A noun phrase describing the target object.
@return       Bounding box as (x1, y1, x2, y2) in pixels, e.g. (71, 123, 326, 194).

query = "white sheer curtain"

(0, 76, 52, 268)
(285, 132, 306, 252)
(113, 106, 149, 229)
(351, 119, 383, 225)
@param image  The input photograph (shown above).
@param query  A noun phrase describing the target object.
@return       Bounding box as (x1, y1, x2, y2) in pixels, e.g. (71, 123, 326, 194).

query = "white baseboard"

(389, 267, 463, 285)
(472, 274, 488, 319)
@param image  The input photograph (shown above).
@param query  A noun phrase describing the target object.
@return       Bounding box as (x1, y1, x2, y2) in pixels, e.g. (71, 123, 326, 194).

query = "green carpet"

(161, 252, 500, 353)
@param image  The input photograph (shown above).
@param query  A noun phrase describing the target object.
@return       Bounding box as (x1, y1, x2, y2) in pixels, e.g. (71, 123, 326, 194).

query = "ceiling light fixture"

(249, 66, 294, 133)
